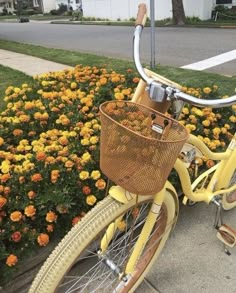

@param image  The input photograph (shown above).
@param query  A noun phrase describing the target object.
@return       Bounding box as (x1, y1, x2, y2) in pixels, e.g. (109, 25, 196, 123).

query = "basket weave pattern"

(100, 101, 188, 195)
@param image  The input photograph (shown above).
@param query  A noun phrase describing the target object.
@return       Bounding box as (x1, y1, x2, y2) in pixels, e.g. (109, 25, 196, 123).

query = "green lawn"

(0, 65, 34, 110)
(0, 39, 235, 109)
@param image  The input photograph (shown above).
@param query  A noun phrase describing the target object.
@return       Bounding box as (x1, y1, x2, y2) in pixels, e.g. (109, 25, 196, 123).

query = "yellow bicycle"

(29, 4, 236, 293)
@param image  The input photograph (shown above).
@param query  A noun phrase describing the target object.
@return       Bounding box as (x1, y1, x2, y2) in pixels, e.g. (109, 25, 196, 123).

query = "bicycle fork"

(98, 186, 168, 284)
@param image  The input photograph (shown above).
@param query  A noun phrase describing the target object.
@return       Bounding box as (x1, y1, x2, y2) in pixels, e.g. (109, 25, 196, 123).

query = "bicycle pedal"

(217, 224, 236, 248)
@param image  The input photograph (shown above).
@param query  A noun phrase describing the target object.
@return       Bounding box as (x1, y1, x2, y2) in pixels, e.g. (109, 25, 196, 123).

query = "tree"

(172, 0, 186, 25)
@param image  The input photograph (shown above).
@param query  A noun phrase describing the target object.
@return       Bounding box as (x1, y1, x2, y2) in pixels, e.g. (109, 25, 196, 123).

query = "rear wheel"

(29, 191, 177, 293)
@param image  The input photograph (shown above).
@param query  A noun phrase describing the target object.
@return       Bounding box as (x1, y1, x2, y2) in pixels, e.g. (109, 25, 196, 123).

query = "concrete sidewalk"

(0, 49, 73, 76)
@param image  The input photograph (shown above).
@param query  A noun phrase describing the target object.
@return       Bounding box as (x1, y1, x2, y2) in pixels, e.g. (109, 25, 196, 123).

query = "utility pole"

(150, 0, 155, 69)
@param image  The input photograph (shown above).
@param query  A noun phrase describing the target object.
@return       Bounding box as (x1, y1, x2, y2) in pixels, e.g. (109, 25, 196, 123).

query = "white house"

(0, 0, 14, 13)
(81, 0, 236, 21)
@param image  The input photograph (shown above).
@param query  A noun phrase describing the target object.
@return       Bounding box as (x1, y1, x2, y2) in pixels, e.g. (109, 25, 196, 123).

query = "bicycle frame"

(177, 133, 236, 205)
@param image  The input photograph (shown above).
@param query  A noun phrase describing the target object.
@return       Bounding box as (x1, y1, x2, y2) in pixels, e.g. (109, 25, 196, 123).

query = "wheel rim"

(56, 201, 168, 293)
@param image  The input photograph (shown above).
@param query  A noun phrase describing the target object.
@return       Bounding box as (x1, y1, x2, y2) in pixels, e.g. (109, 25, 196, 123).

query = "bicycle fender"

(109, 181, 179, 214)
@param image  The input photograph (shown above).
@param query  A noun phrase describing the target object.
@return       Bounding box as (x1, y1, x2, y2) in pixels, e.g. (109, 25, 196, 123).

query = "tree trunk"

(172, 0, 186, 25)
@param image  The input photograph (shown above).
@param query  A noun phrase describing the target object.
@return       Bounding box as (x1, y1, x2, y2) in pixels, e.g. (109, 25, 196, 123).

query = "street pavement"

(0, 50, 235, 293)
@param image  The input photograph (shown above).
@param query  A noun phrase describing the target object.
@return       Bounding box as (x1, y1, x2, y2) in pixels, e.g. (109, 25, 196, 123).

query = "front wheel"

(29, 191, 177, 293)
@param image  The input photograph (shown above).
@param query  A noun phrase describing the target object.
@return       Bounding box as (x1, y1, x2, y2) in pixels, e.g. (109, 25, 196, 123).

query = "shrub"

(0, 65, 138, 281)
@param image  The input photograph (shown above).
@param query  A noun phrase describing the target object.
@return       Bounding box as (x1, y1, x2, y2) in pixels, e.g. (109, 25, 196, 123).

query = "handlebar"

(133, 4, 236, 109)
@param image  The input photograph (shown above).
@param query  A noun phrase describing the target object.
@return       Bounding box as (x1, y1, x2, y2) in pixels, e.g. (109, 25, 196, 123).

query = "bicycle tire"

(222, 170, 236, 210)
(29, 190, 177, 293)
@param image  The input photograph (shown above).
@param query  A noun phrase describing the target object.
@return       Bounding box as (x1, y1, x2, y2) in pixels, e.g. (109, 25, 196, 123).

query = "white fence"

(82, 0, 214, 21)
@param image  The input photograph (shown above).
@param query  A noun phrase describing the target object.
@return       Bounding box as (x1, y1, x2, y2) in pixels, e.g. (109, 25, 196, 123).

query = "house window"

(216, 0, 232, 4)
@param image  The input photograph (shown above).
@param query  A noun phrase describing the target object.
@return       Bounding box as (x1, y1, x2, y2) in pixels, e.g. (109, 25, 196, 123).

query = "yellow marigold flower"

(6, 254, 18, 267)
(90, 136, 99, 144)
(81, 152, 91, 162)
(81, 138, 90, 146)
(229, 116, 236, 123)
(31, 173, 43, 182)
(79, 171, 90, 180)
(202, 120, 210, 127)
(46, 211, 57, 223)
(203, 87, 211, 94)
(86, 195, 97, 206)
(117, 220, 126, 231)
(0, 160, 11, 174)
(224, 124, 230, 129)
(37, 233, 49, 246)
(24, 205, 36, 217)
(0, 137, 4, 146)
(14, 87, 21, 94)
(91, 170, 101, 180)
(182, 107, 189, 115)
(114, 92, 124, 100)
(71, 82, 77, 89)
(111, 76, 120, 83)
(221, 127, 227, 134)
(212, 128, 221, 136)
(232, 105, 236, 111)
(10, 211, 22, 222)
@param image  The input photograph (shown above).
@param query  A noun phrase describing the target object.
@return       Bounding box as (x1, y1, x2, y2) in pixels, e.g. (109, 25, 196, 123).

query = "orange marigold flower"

(37, 233, 49, 246)
(72, 216, 81, 226)
(36, 151, 47, 161)
(58, 136, 69, 146)
(0, 196, 7, 208)
(11, 231, 22, 242)
(132, 77, 139, 83)
(24, 205, 36, 217)
(10, 211, 22, 222)
(206, 160, 215, 169)
(6, 254, 18, 267)
(13, 129, 23, 136)
(19, 176, 25, 184)
(28, 190, 36, 199)
(82, 186, 91, 195)
(47, 224, 54, 232)
(31, 173, 43, 182)
(100, 77, 107, 85)
(51, 170, 60, 183)
(1, 173, 11, 183)
(95, 179, 106, 190)
(46, 211, 57, 223)
(4, 186, 10, 195)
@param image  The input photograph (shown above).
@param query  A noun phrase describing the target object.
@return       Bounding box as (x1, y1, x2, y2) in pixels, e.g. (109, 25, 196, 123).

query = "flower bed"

(0, 65, 235, 282)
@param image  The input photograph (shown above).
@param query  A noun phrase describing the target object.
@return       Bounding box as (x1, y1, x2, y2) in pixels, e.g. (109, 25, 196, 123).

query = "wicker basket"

(99, 101, 189, 195)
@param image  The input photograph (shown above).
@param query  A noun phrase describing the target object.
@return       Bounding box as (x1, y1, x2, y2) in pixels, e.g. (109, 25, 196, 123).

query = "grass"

(0, 65, 34, 110)
(0, 39, 235, 108)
